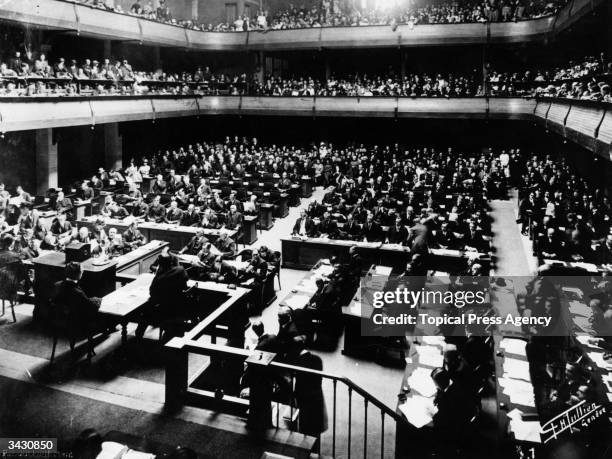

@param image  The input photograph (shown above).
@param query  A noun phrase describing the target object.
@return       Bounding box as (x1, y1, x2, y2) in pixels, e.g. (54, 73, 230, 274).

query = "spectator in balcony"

(130, 0, 143, 15)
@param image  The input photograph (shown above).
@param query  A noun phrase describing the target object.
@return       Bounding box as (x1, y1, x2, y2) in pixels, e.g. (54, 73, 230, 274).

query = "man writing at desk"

(123, 219, 147, 250)
(214, 232, 236, 259)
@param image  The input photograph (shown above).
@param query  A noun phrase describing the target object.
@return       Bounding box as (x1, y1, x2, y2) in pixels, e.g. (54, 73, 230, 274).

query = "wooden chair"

(49, 300, 96, 366)
(0, 263, 20, 323)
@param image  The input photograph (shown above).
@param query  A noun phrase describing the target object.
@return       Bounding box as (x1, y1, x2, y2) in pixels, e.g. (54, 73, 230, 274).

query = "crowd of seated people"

(64, 0, 569, 33)
(488, 52, 612, 101)
(0, 50, 253, 97)
(256, 72, 482, 97)
(515, 152, 612, 267)
(291, 146, 503, 266)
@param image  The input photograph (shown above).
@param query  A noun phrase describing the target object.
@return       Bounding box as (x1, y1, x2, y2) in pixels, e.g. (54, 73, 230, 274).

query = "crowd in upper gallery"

(69, 0, 568, 32)
(0, 50, 610, 102)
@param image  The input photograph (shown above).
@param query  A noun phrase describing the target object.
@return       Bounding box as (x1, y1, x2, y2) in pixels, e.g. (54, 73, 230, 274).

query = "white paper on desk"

(502, 358, 531, 382)
(575, 335, 601, 349)
(507, 408, 523, 421)
(587, 351, 612, 370)
(562, 286, 584, 299)
(398, 395, 437, 429)
(297, 278, 319, 294)
(313, 264, 334, 277)
(96, 442, 128, 459)
(123, 451, 155, 459)
(569, 300, 591, 318)
(374, 265, 393, 276)
(407, 367, 438, 398)
(284, 294, 311, 310)
(420, 336, 446, 347)
(499, 338, 527, 356)
(510, 418, 541, 443)
(416, 345, 444, 368)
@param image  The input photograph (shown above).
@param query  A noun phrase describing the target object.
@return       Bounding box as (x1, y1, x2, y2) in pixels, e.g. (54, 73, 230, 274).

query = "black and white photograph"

(0, 0, 611, 458)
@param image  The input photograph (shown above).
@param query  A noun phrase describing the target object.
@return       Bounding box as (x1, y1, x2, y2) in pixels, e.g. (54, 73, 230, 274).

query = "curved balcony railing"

(0, 0, 604, 51)
(0, 95, 608, 157)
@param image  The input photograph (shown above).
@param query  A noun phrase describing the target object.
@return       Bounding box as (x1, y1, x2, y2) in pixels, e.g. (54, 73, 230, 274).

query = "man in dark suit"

(214, 232, 236, 259)
(598, 235, 612, 265)
(435, 222, 457, 249)
(152, 174, 167, 194)
(55, 191, 73, 216)
(318, 211, 338, 238)
(147, 195, 166, 223)
(226, 204, 244, 231)
(51, 262, 101, 329)
(180, 230, 209, 255)
(340, 213, 362, 240)
(387, 215, 409, 245)
(362, 213, 382, 242)
(165, 200, 184, 224)
(79, 181, 94, 201)
(292, 210, 316, 237)
(462, 221, 487, 252)
(538, 227, 562, 261)
(180, 204, 200, 227)
(122, 219, 147, 250)
(294, 348, 327, 437)
(135, 251, 189, 339)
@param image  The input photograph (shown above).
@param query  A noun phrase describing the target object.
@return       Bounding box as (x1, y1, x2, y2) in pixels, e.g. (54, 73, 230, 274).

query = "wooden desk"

(243, 215, 258, 245)
(141, 176, 154, 194)
(281, 237, 491, 274)
(300, 176, 313, 198)
(32, 252, 116, 322)
(273, 193, 289, 219)
(139, 222, 236, 251)
(100, 272, 154, 345)
(73, 199, 92, 221)
(114, 240, 169, 276)
(259, 203, 275, 230)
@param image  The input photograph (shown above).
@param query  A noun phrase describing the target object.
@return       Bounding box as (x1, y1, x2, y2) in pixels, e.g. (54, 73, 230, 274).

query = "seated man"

(339, 213, 362, 240)
(50, 211, 73, 236)
(122, 219, 147, 249)
(55, 191, 73, 216)
(239, 251, 268, 285)
(147, 195, 166, 223)
(201, 208, 220, 229)
(214, 232, 236, 259)
(165, 200, 184, 224)
(106, 227, 125, 257)
(79, 181, 94, 201)
(292, 210, 316, 237)
(362, 213, 383, 242)
(194, 243, 219, 280)
(135, 250, 189, 340)
(51, 262, 103, 336)
(387, 215, 409, 245)
(179, 229, 209, 255)
(538, 227, 563, 261)
(107, 201, 129, 219)
(180, 204, 200, 227)
(131, 196, 149, 218)
(318, 211, 338, 239)
(226, 204, 244, 232)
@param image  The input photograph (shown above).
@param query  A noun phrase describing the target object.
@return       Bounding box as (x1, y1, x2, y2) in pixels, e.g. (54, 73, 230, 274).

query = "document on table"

(407, 367, 438, 398)
(561, 286, 584, 299)
(284, 294, 311, 310)
(509, 418, 542, 443)
(313, 264, 334, 277)
(416, 345, 444, 368)
(498, 378, 536, 407)
(568, 300, 591, 318)
(398, 395, 438, 429)
(499, 338, 527, 356)
(587, 351, 612, 370)
(502, 357, 531, 382)
(296, 278, 319, 294)
(420, 336, 446, 347)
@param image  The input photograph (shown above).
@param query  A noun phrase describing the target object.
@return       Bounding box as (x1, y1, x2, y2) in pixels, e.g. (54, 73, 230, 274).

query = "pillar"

(103, 39, 111, 59)
(35, 129, 58, 194)
(104, 123, 123, 171)
(324, 53, 331, 80)
(152, 46, 161, 70)
(257, 51, 265, 83)
(400, 49, 406, 79)
(191, 0, 198, 20)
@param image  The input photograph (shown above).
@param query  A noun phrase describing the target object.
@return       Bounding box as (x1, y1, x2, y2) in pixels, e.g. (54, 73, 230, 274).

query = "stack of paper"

(416, 345, 444, 368)
(499, 338, 527, 356)
(313, 264, 334, 277)
(502, 358, 531, 382)
(284, 294, 311, 310)
(569, 300, 591, 318)
(562, 286, 584, 299)
(407, 367, 438, 398)
(398, 395, 438, 428)
(498, 377, 536, 407)
(509, 418, 542, 443)
(420, 336, 446, 347)
(587, 351, 612, 370)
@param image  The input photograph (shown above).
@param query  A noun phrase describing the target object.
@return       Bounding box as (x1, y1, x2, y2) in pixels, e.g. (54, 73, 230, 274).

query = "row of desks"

(281, 237, 490, 274)
(31, 240, 169, 321)
(77, 217, 254, 248)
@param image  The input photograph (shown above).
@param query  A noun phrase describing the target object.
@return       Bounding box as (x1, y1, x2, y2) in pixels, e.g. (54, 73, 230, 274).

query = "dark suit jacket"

(292, 217, 316, 237)
(387, 224, 409, 244)
(318, 218, 338, 237)
(226, 211, 244, 230)
(51, 280, 100, 326)
(149, 266, 188, 311)
(362, 222, 382, 242)
(180, 211, 201, 227)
